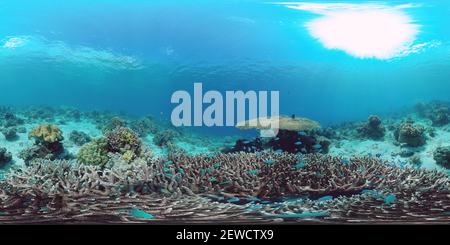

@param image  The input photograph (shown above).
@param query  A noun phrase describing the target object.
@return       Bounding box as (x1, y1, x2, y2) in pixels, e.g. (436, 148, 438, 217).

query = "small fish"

(164, 168, 171, 172)
(361, 189, 374, 194)
(251, 146, 256, 149)
(206, 168, 214, 172)
(313, 144, 321, 148)
(301, 148, 307, 153)
(157, 143, 163, 147)
(179, 169, 184, 174)
(165, 161, 173, 165)
(248, 205, 262, 210)
(261, 200, 271, 204)
(264, 160, 275, 164)
(341, 159, 351, 163)
(275, 149, 282, 152)
(384, 194, 396, 205)
(294, 163, 307, 168)
(316, 196, 333, 202)
(164, 173, 172, 177)
(247, 197, 261, 201)
(227, 198, 240, 202)
(201, 169, 204, 178)
(248, 170, 259, 175)
(274, 137, 279, 140)
(29, 179, 37, 182)
(187, 153, 193, 156)
(368, 153, 372, 156)
(360, 167, 365, 171)
(318, 149, 322, 153)
(213, 164, 221, 167)
(299, 131, 306, 135)
(242, 141, 250, 144)
(219, 181, 229, 184)
(207, 154, 216, 158)
(377, 175, 386, 178)
(129, 208, 154, 219)
(294, 141, 302, 145)
(248, 148, 251, 152)
(209, 177, 216, 181)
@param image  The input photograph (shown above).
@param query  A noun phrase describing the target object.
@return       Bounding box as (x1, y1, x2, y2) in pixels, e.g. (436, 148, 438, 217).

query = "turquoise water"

(2, 0, 449, 135)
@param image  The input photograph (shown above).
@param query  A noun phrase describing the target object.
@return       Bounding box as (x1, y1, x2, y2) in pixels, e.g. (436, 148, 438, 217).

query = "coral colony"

(2, 100, 450, 224)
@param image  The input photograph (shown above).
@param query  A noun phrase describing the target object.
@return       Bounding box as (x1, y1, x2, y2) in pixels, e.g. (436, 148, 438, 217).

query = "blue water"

(1, 0, 450, 136)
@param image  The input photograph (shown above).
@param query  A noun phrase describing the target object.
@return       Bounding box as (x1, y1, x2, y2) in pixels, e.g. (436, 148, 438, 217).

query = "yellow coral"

(121, 132, 135, 144)
(28, 124, 64, 143)
(122, 150, 136, 162)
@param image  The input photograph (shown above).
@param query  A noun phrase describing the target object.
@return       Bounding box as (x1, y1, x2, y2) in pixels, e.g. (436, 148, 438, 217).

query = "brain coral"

(28, 124, 64, 143)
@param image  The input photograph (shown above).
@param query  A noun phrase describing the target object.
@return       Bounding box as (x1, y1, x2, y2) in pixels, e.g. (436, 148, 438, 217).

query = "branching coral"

(2, 152, 450, 223)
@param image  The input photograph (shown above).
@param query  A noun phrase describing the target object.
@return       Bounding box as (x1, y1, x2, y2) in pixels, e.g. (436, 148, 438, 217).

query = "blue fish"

(247, 197, 261, 201)
(264, 160, 275, 164)
(368, 153, 372, 156)
(301, 148, 307, 153)
(248, 148, 251, 152)
(248, 170, 259, 175)
(316, 196, 333, 202)
(207, 154, 216, 158)
(251, 146, 256, 149)
(377, 175, 386, 178)
(361, 189, 374, 194)
(129, 208, 154, 219)
(243, 141, 250, 144)
(384, 194, 396, 205)
(275, 149, 282, 152)
(227, 198, 240, 202)
(341, 159, 351, 163)
(313, 144, 321, 148)
(294, 141, 302, 145)
(248, 205, 262, 210)
(318, 149, 322, 153)
(274, 137, 279, 140)
(294, 163, 307, 168)
(299, 131, 306, 135)
(360, 167, 365, 171)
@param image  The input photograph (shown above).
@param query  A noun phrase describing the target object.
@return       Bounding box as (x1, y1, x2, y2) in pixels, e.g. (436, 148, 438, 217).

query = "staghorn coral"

(28, 124, 64, 143)
(2, 153, 450, 223)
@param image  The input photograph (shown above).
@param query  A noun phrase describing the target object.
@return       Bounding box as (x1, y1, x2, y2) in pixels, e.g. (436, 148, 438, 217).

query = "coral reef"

(101, 117, 129, 134)
(77, 137, 109, 168)
(69, 130, 91, 146)
(356, 115, 386, 139)
(221, 138, 263, 154)
(2, 153, 450, 223)
(105, 126, 143, 156)
(433, 146, 450, 167)
(0, 147, 12, 167)
(236, 115, 321, 131)
(1, 127, 17, 141)
(28, 124, 64, 143)
(152, 129, 179, 145)
(394, 120, 425, 147)
(130, 116, 158, 138)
